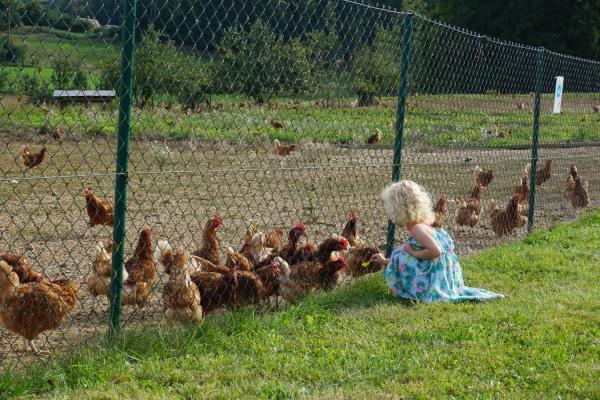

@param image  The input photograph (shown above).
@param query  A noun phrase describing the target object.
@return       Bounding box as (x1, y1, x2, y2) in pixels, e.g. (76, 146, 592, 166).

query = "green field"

(1, 93, 599, 147)
(10, 27, 119, 68)
(1, 212, 599, 399)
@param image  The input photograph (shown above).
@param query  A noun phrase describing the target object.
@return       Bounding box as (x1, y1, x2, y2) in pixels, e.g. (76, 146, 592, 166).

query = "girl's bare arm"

(405, 225, 442, 260)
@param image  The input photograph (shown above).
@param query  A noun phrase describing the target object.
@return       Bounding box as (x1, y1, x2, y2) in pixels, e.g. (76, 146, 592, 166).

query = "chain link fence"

(0, 0, 598, 368)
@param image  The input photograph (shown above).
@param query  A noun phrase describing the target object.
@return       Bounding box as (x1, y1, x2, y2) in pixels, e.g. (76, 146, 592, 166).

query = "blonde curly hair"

(381, 180, 434, 227)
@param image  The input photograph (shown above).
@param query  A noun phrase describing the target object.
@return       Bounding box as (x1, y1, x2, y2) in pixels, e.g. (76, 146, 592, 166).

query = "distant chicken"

(480, 128, 495, 141)
(122, 226, 157, 306)
(345, 245, 383, 277)
(274, 139, 298, 156)
(515, 175, 530, 217)
(340, 211, 365, 248)
(569, 164, 578, 179)
(489, 194, 525, 237)
(563, 175, 576, 204)
(526, 159, 552, 186)
(270, 118, 284, 129)
(572, 176, 590, 209)
(162, 245, 203, 323)
(593, 105, 599, 113)
(366, 128, 382, 144)
(474, 166, 494, 188)
(432, 195, 448, 228)
(84, 188, 114, 227)
(455, 185, 483, 228)
(278, 223, 306, 263)
(0, 252, 42, 283)
(52, 127, 62, 141)
(0, 261, 79, 353)
(21, 145, 47, 168)
(193, 215, 222, 265)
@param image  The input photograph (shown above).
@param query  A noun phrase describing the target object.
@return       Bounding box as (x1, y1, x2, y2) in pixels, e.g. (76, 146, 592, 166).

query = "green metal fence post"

(109, 0, 137, 336)
(527, 46, 545, 233)
(385, 12, 414, 258)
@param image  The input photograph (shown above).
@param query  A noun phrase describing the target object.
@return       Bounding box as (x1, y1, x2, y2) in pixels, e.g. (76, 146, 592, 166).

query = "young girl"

(370, 180, 503, 303)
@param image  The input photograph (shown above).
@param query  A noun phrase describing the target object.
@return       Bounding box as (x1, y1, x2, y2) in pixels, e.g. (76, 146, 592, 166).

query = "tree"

(0, 0, 23, 30)
(219, 20, 315, 103)
(432, 0, 600, 59)
(353, 25, 402, 106)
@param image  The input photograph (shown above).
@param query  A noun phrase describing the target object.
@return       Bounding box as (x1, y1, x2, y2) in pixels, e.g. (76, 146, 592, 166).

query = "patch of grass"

(1, 212, 599, 399)
(1, 92, 598, 146)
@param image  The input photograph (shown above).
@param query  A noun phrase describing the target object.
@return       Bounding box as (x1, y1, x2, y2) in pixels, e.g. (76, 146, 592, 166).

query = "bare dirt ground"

(1, 131, 598, 368)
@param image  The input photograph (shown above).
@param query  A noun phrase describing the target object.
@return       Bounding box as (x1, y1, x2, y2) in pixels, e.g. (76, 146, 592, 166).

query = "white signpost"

(553, 76, 564, 114)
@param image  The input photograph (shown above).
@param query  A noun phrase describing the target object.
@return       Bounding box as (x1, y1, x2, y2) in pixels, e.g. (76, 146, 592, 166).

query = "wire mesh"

(0, 0, 598, 368)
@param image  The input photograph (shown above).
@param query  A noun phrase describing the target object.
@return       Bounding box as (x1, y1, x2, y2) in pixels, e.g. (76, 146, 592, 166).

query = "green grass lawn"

(1, 97, 598, 146)
(11, 27, 119, 68)
(1, 212, 599, 399)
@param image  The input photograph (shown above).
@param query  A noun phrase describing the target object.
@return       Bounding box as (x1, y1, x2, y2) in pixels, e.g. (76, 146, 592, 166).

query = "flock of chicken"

(432, 161, 590, 237)
(0, 190, 383, 352)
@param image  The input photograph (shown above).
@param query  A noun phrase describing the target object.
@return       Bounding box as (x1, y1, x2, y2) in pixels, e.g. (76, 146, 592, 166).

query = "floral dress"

(383, 227, 504, 303)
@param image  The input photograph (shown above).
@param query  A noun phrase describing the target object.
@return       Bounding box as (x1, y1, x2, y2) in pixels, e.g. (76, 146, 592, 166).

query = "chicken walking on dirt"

(21, 145, 47, 168)
(84, 188, 114, 228)
(0, 260, 79, 353)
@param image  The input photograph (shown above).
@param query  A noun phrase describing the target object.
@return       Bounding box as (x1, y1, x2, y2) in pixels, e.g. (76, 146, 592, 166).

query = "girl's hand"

(370, 253, 387, 267)
(403, 243, 414, 255)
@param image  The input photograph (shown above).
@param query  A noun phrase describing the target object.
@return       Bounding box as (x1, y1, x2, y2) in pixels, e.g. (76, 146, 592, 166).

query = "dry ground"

(1, 131, 598, 368)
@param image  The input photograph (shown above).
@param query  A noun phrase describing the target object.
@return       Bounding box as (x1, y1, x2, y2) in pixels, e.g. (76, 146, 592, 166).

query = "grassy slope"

(1, 212, 599, 399)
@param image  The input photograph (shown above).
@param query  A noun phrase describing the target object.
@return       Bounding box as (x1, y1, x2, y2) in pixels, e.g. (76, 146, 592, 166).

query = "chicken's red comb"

(339, 237, 349, 249)
(293, 222, 305, 230)
(348, 211, 357, 220)
(335, 257, 346, 264)
(213, 215, 222, 223)
(304, 243, 315, 250)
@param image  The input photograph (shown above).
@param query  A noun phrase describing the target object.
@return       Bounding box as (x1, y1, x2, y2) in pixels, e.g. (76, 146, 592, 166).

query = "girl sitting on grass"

(370, 180, 504, 303)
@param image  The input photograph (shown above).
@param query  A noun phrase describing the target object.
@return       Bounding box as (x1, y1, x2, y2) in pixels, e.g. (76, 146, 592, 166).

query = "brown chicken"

(191, 265, 238, 314)
(340, 211, 365, 248)
(21, 145, 47, 168)
(84, 188, 114, 228)
(289, 243, 317, 265)
(279, 223, 306, 264)
(274, 139, 298, 156)
(526, 159, 552, 186)
(0, 252, 42, 283)
(225, 247, 254, 272)
(366, 128, 382, 144)
(489, 193, 525, 237)
(563, 175, 576, 204)
(254, 258, 282, 298)
(162, 246, 203, 323)
(270, 118, 284, 129)
(569, 164, 578, 179)
(572, 176, 590, 209)
(515, 175, 531, 217)
(345, 246, 383, 277)
(87, 240, 129, 312)
(193, 215, 222, 265)
(455, 185, 483, 228)
(432, 195, 448, 228)
(52, 127, 62, 141)
(122, 226, 156, 306)
(593, 105, 600, 113)
(278, 258, 346, 303)
(0, 261, 79, 352)
(314, 236, 350, 264)
(263, 229, 284, 252)
(474, 166, 494, 188)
